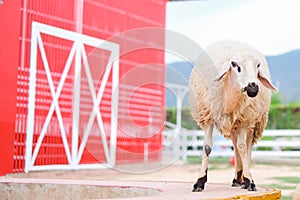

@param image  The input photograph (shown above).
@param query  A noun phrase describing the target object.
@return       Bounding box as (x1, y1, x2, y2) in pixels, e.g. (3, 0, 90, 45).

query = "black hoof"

(192, 184, 204, 192)
(241, 182, 257, 191)
(231, 178, 242, 187)
(241, 177, 257, 191)
(248, 183, 257, 191)
(192, 172, 207, 192)
(232, 170, 243, 187)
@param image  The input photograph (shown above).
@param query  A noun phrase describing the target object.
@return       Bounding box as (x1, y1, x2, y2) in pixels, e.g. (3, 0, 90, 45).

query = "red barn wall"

(0, 0, 166, 174)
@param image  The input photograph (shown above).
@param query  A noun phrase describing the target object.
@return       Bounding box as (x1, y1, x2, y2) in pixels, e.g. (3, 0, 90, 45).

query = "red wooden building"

(0, 0, 167, 175)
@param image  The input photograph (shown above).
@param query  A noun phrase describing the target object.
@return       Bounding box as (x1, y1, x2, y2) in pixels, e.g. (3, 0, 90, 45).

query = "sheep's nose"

(249, 82, 256, 87)
(245, 82, 259, 98)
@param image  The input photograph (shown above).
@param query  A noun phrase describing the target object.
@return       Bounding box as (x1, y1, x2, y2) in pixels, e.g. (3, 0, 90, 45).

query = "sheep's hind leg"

(192, 125, 213, 192)
(231, 134, 243, 187)
(237, 130, 257, 191)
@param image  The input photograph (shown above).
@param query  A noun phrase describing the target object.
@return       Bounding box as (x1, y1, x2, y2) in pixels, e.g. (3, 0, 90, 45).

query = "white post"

(25, 23, 38, 173)
(165, 83, 189, 160)
(72, 43, 81, 166)
(109, 46, 120, 167)
(72, 0, 84, 166)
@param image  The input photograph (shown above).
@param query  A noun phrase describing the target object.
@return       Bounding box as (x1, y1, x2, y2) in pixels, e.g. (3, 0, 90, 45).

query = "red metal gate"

(0, 0, 166, 174)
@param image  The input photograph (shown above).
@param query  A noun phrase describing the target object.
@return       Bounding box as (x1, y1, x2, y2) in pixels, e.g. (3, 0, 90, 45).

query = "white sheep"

(189, 40, 277, 192)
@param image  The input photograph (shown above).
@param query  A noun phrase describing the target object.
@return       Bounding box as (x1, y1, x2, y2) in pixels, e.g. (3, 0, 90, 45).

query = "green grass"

(266, 183, 296, 190)
(272, 176, 300, 184)
(186, 156, 230, 165)
(186, 156, 232, 170)
(186, 155, 202, 164)
(281, 196, 292, 200)
(266, 176, 300, 199)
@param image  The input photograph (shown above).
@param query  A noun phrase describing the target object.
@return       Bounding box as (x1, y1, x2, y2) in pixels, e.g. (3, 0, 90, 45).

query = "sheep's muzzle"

(244, 82, 259, 98)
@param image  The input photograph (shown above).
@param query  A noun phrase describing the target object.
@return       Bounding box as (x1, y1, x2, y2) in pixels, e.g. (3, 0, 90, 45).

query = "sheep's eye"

(257, 63, 260, 68)
(231, 61, 241, 73)
(231, 61, 238, 67)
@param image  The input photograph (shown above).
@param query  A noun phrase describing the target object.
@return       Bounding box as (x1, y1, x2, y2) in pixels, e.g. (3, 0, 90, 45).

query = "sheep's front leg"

(192, 125, 213, 192)
(231, 134, 243, 187)
(237, 130, 257, 191)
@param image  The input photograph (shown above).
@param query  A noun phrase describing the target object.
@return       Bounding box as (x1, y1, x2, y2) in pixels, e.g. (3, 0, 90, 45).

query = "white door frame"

(25, 22, 119, 172)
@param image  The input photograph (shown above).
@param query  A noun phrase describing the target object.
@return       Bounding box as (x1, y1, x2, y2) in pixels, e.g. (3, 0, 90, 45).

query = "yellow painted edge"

(234, 187, 281, 200)
(211, 187, 281, 200)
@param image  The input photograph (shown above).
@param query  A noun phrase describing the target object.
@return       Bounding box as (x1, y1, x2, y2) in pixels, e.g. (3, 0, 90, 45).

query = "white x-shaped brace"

(30, 31, 116, 166)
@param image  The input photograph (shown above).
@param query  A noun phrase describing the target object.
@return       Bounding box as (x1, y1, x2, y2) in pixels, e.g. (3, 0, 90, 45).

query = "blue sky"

(166, 0, 300, 63)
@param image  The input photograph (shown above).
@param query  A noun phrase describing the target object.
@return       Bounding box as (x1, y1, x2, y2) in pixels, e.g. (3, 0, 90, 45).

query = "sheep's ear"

(258, 69, 277, 91)
(213, 62, 231, 82)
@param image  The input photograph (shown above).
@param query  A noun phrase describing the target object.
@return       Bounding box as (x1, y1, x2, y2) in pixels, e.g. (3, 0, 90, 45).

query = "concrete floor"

(0, 178, 281, 199)
(2, 160, 296, 199)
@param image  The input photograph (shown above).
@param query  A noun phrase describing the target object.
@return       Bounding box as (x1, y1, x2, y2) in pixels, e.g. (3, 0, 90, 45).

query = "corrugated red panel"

(9, 0, 167, 172)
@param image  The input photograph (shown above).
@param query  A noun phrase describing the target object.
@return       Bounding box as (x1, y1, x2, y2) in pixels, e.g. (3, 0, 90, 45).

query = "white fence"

(163, 128, 300, 161)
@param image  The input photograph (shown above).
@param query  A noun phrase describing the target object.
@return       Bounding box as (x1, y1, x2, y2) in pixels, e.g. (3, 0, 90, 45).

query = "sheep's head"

(213, 57, 277, 98)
